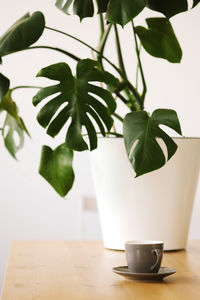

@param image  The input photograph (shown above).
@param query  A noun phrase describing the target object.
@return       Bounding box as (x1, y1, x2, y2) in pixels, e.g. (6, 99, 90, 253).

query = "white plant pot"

(90, 137, 200, 250)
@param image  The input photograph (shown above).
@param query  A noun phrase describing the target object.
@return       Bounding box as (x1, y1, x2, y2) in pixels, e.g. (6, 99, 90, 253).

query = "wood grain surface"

(1, 240, 200, 300)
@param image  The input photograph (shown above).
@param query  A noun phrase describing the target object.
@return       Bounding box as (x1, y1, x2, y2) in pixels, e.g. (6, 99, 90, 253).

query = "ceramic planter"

(90, 137, 200, 250)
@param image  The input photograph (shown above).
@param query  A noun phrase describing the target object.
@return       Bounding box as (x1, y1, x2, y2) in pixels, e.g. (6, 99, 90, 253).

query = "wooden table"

(1, 240, 200, 300)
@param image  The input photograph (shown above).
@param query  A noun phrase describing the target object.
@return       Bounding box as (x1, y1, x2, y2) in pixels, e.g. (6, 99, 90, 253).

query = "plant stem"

(136, 43, 141, 90)
(114, 24, 127, 78)
(113, 113, 124, 123)
(97, 23, 112, 69)
(99, 13, 105, 41)
(11, 85, 42, 92)
(131, 21, 147, 103)
(28, 46, 81, 61)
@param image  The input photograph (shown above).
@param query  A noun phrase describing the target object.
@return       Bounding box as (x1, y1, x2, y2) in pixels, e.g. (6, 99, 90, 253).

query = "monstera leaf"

(0, 90, 29, 159)
(0, 73, 10, 101)
(146, 0, 188, 18)
(33, 59, 118, 151)
(39, 143, 75, 197)
(106, 0, 146, 27)
(123, 109, 182, 177)
(55, 0, 109, 18)
(0, 11, 45, 57)
(55, 0, 146, 25)
(135, 18, 182, 63)
(147, 0, 199, 18)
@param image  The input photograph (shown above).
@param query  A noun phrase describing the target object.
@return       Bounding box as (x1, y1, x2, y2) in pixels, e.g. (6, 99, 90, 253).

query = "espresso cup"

(125, 240, 163, 273)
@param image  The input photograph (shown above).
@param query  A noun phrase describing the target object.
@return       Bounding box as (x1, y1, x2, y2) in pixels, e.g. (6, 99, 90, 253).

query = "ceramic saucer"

(112, 266, 176, 281)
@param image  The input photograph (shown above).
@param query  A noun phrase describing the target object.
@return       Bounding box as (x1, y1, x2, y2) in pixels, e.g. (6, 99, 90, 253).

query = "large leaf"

(146, 0, 188, 18)
(135, 18, 182, 63)
(123, 109, 182, 177)
(106, 0, 146, 27)
(0, 12, 45, 57)
(39, 143, 75, 197)
(33, 59, 118, 151)
(0, 73, 10, 101)
(0, 90, 30, 158)
(55, 0, 109, 18)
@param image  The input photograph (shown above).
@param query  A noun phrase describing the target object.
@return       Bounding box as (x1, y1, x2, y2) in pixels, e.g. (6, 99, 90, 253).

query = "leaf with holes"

(0, 11, 45, 57)
(55, 0, 109, 19)
(0, 90, 30, 158)
(123, 109, 182, 177)
(146, 0, 188, 18)
(106, 0, 146, 27)
(135, 18, 182, 63)
(0, 73, 10, 101)
(39, 143, 75, 197)
(2, 113, 25, 159)
(33, 59, 118, 151)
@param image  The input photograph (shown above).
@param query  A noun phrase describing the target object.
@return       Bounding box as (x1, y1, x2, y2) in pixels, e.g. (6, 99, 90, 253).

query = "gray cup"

(125, 240, 163, 273)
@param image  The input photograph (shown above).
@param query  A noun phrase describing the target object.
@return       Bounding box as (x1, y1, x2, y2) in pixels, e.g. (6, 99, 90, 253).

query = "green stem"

(113, 113, 124, 123)
(115, 91, 128, 105)
(136, 43, 141, 90)
(97, 23, 112, 69)
(28, 46, 81, 61)
(99, 13, 105, 41)
(132, 21, 147, 103)
(11, 85, 42, 92)
(114, 24, 127, 78)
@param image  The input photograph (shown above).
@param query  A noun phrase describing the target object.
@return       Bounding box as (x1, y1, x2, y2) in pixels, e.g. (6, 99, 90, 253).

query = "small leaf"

(146, 0, 188, 18)
(73, 0, 94, 19)
(55, 0, 73, 14)
(123, 109, 182, 177)
(0, 11, 45, 57)
(33, 59, 118, 152)
(0, 90, 30, 158)
(106, 0, 146, 27)
(2, 113, 25, 159)
(39, 143, 75, 197)
(135, 18, 182, 63)
(0, 73, 10, 101)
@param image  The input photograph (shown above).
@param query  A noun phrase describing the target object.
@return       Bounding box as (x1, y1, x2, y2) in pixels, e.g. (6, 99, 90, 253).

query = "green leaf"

(193, 0, 200, 8)
(146, 0, 188, 18)
(96, 0, 109, 13)
(73, 0, 94, 19)
(39, 144, 75, 197)
(2, 113, 25, 159)
(135, 18, 182, 63)
(55, 0, 109, 17)
(0, 12, 45, 57)
(0, 90, 30, 158)
(0, 73, 10, 101)
(123, 109, 182, 177)
(55, 0, 73, 14)
(33, 59, 118, 151)
(106, 0, 146, 27)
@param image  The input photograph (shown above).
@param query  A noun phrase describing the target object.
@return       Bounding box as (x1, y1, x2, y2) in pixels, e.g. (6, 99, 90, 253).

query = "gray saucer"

(112, 266, 176, 281)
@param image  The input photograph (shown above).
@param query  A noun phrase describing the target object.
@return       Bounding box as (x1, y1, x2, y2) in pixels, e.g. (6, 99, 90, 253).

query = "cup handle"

(150, 249, 161, 271)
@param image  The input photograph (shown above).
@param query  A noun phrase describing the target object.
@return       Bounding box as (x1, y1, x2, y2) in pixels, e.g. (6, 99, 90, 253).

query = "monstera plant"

(0, 1, 199, 196)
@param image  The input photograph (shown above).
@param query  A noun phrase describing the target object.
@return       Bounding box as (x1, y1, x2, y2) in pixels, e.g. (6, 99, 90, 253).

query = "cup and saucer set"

(113, 241, 176, 281)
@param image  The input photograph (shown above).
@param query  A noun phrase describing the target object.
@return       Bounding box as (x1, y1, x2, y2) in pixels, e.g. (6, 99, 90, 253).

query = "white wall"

(0, 0, 199, 290)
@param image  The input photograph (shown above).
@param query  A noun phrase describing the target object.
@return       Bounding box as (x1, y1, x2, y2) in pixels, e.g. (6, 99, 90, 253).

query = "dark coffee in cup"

(125, 240, 163, 273)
